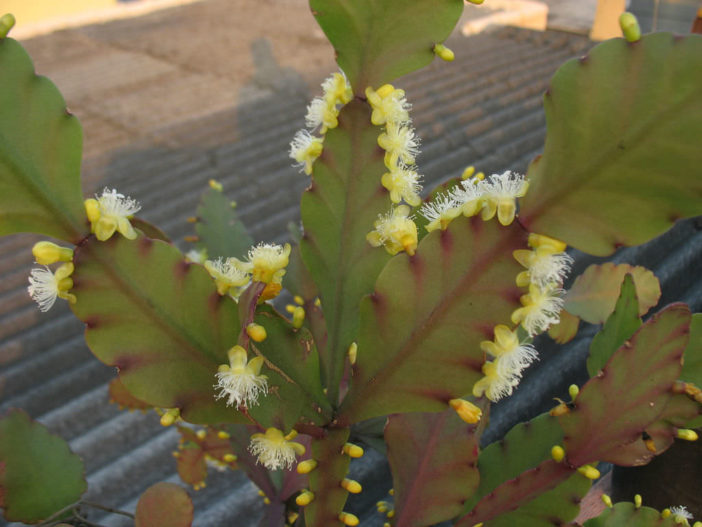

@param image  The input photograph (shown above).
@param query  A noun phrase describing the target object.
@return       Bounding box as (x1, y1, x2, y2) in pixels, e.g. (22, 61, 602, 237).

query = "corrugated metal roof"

(2, 12, 698, 525)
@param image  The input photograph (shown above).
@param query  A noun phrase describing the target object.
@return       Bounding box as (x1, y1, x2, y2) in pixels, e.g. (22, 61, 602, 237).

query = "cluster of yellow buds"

(27, 241, 77, 312)
(285, 295, 306, 329)
(289, 72, 353, 175)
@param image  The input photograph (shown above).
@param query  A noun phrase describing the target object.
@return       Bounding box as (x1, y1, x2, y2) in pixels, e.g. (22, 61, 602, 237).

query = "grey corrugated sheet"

(1, 21, 699, 527)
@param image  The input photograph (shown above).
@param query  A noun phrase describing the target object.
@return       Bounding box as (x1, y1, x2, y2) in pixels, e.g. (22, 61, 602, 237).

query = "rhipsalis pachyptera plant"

(0, 3, 701, 527)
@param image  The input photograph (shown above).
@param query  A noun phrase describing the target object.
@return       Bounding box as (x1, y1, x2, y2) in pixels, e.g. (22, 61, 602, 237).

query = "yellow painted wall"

(1, 0, 117, 26)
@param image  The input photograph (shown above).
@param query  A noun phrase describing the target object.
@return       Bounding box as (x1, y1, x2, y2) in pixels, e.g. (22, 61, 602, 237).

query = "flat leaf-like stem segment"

(458, 413, 589, 526)
(583, 502, 677, 527)
(71, 235, 244, 425)
(455, 458, 587, 527)
(0, 409, 86, 523)
(385, 410, 479, 527)
(559, 304, 691, 467)
(309, 0, 463, 93)
(304, 428, 351, 527)
(300, 99, 390, 405)
(135, 482, 193, 527)
(520, 33, 702, 256)
(0, 38, 86, 242)
(195, 187, 253, 259)
(462, 413, 564, 514)
(337, 216, 525, 425)
(565, 263, 660, 325)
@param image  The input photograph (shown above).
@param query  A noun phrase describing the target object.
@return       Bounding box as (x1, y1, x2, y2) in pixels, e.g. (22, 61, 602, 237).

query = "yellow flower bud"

(84, 198, 101, 223)
(568, 384, 579, 400)
(342, 443, 364, 458)
(577, 465, 601, 480)
(209, 179, 223, 191)
(341, 478, 362, 494)
(348, 342, 358, 365)
(296, 459, 318, 474)
(292, 306, 305, 329)
(217, 430, 230, 439)
(449, 398, 483, 424)
(634, 494, 642, 508)
(619, 12, 641, 43)
(32, 241, 74, 265)
(223, 453, 237, 463)
(433, 43, 455, 62)
(295, 490, 314, 506)
(160, 409, 179, 427)
(462, 166, 476, 180)
(601, 494, 613, 508)
(677, 429, 698, 441)
(246, 323, 267, 342)
(551, 445, 565, 463)
(339, 512, 360, 526)
(0, 13, 16, 39)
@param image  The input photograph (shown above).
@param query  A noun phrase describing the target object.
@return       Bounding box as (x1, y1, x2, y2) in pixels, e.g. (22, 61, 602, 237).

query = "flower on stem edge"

(289, 71, 352, 175)
(85, 188, 141, 241)
(366, 205, 418, 256)
(249, 428, 306, 471)
(215, 345, 268, 408)
(27, 263, 76, 312)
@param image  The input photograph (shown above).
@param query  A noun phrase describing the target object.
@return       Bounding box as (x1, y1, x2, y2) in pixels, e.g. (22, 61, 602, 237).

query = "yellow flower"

(472, 361, 518, 402)
(670, 506, 693, 526)
(322, 71, 353, 106)
(247, 243, 291, 285)
(304, 72, 352, 134)
(449, 177, 488, 217)
(511, 283, 564, 336)
(480, 324, 538, 378)
(215, 345, 268, 407)
(481, 171, 529, 226)
(85, 188, 141, 241)
(366, 205, 418, 256)
(381, 167, 423, 207)
(305, 97, 340, 134)
(289, 130, 323, 175)
(377, 121, 420, 169)
(365, 84, 411, 126)
(420, 194, 461, 232)
(204, 257, 251, 297)
(249, 428, 306, 470)
(513, 247, 573, 288)
(27, 263, 76, 312)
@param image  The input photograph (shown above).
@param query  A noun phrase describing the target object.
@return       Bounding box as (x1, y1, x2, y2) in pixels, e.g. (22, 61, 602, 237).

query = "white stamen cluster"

(27, 267, 62, 312)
